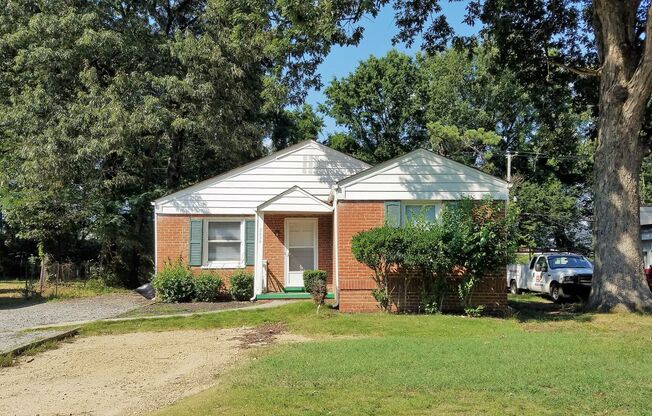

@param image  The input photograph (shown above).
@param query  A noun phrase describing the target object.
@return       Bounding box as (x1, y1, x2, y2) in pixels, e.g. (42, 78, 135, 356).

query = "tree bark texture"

(589, 0, 652, 312)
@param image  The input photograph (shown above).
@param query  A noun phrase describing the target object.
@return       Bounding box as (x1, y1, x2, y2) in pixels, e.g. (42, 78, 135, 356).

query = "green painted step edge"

(256, 292, 335, 300)
(283, 286, 305, 293)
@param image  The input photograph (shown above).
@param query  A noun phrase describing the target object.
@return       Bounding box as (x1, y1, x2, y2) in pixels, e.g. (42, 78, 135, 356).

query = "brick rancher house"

(153, 141, 509, 312)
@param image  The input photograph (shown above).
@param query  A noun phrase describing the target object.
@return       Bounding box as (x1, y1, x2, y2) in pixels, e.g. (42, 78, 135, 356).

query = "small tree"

(351, 226, 405, 311)
(303, 269, 328, 312)
(402, 219, 451, 313)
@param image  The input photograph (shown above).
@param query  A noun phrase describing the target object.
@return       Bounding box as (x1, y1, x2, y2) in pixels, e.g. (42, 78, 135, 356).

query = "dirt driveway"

(0, 326, 306, 416)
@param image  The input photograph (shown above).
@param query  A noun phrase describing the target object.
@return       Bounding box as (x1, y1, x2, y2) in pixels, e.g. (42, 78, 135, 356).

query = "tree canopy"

(0, 0, 377, 285)
(323, 47, 593, 251)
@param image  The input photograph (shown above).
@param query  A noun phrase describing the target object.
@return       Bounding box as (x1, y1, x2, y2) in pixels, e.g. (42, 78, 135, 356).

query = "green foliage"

(323, 45, 593, 254)
(512, 178, 590, 252)
(351, 226, 405, 311)
(322, 50, 427, 163)
(352, 199, 517, 314)
(641, 156, 652, 206)
(0, 1, 382, 287)
(153, 262, 196, 303)
(194, 273, 224, 302)
(229, 270, 254, 301)
(88, 263, 121, 288)
(270, 104, 324, 151)
(303, 269, 328, 306)
(463, 305, 486, 318)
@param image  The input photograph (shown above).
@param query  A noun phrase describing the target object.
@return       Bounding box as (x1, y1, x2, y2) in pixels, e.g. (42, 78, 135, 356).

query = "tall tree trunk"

(590, 112, 652, 311)
(589, 0, 652, 312)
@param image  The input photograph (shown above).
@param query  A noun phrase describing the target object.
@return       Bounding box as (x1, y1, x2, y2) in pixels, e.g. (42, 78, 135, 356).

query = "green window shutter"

(245, 220, 255, 266)
(384, 201, 401, 227)
(188, 219, 203, 266)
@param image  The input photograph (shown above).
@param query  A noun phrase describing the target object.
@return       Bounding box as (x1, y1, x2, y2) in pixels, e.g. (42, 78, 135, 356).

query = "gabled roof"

(154, 140, 370, 205)
(337, 148, 508, 189)
(257, 186, 333, 213)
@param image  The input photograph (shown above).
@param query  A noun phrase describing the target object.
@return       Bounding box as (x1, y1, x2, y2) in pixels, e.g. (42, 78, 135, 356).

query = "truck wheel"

(510, 280, 520, 295)
(550, 283, 562, 302)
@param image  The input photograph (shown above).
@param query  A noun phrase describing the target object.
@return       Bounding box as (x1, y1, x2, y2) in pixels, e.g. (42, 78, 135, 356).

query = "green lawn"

(78, 298, 652, 415)
(0, 279, 128, 307)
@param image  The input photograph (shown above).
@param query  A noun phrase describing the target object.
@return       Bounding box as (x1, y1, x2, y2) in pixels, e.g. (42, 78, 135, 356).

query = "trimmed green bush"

(229, 270, 254, 301)
(303, 269, 327, 305)
(351, 226, 405, 311)
(153, 261, 195, 302)
(195, 272, 223, 302)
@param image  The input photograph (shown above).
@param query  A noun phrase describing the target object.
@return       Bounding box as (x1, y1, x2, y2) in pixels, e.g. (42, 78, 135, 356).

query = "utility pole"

(506, 151, 516, 183)
(506, 151, 517, 209)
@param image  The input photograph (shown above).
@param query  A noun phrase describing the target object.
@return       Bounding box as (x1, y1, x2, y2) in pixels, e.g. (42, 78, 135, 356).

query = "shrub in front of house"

(351, 198, 518, 315)
(303, 269, 328, 306)
(194, 272, 223, 302)
(153, 261, 196, 303)
(351, 226, 406, 312)
(229, 270, 254, 301)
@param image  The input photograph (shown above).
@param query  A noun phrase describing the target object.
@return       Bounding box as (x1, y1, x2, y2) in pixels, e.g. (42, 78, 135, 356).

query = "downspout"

(251, 209, 264, 301)
(331, 185, 340, 308)
(152, 202, 158, 274)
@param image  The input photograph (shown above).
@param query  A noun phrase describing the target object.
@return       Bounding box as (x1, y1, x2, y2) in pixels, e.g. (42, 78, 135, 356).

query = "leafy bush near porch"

(303, 269, 327, 306)
(194, 273, 224, 302)
(153, 261, 196, 303)
(229, 270, 254, 301)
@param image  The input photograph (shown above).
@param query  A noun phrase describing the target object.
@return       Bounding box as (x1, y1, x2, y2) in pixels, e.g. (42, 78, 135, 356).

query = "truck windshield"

(548, 256, 592, 269)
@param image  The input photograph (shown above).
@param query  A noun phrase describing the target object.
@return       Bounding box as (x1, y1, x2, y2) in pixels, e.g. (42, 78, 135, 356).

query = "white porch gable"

(258, 186, 333, 213)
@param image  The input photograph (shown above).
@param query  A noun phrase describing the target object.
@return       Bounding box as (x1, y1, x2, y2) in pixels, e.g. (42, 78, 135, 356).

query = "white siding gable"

(155, 141, 369, 215)
(259, 186, 332, 213)
(337, 149, 508, 201)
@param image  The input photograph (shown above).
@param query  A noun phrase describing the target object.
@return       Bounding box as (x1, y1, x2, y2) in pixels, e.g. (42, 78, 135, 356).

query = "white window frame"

(402, 202, 442, 225)
(202, 217, 246, 269)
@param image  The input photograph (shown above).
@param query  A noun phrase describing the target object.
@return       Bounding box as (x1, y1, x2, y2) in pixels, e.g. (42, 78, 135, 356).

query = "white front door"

(285, 218, 318, 287)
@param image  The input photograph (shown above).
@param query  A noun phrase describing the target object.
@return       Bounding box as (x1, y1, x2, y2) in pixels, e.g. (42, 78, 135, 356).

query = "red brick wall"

(155, 214, 253, 289)
(336, 201, 385, 312)
(263, 213, 333, 292)
(336, 201, 507, 313)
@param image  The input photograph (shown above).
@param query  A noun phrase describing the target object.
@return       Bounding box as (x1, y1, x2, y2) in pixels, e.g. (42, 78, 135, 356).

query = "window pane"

(207, 242, 241, 262)
(288, 222, 314, 247)
(406, 205, 436, 224)
(208, 222, 240, 241)
(289, 247, 314, 271)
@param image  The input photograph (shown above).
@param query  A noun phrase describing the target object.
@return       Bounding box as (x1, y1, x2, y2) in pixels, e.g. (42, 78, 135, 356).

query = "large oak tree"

(386, 0, 652, 311)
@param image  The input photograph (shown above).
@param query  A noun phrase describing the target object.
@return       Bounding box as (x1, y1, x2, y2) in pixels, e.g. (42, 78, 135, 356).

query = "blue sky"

(306, 3, 478, 138)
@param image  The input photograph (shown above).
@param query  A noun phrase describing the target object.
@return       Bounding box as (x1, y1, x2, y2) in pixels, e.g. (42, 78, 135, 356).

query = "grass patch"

(0, 352, 14, 368)
(117, 301, 253, 318)
(102, 299, 652, 416)
(0, 279, 128, 307)
(0, 339, 61, 368)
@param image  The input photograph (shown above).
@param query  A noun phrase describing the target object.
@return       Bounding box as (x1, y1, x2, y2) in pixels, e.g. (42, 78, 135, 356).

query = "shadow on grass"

(0, 296, 46, 310)
(508, 294, 592, 324)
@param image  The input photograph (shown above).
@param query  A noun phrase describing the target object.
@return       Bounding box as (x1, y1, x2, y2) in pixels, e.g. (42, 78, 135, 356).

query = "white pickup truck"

(507, 253, 593, 301)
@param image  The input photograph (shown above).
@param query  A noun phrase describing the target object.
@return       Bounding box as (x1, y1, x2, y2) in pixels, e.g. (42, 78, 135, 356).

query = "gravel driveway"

(0, 293, 149, 353)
